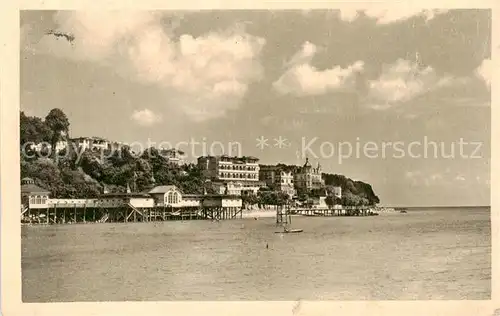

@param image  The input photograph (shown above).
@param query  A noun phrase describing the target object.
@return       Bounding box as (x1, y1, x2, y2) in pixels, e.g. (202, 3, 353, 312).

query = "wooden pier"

(21, 204, 243, 225)
(291, 206, 377, 217)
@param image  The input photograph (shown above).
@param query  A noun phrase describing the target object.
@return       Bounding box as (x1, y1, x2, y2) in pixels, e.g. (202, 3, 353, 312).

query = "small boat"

(274, 228, 303, 234)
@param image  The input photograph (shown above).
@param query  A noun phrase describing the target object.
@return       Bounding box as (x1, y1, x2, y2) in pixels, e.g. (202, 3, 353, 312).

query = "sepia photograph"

(15, 7, 492, 304)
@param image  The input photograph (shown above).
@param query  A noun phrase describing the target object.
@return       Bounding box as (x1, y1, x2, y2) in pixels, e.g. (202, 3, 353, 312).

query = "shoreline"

(241, 209, 277, 218)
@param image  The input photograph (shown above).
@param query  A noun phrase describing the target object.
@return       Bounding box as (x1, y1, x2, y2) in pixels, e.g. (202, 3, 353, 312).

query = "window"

(167, 191, 180, 204)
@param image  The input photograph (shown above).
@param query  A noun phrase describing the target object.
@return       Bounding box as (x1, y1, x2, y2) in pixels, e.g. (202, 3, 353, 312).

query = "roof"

(100, 193, 151, 198)
(148, 185, 180, 194)
(182, 194, 203, 198)
(303, 158, 312, 168)
(260, 164, 296, 172)
(160, 148, 185, 155)
(202, 194, 242, 200)
(71, 136, 108, 142)
(198, 155, 259, 162)
(21, 183, 50, 194)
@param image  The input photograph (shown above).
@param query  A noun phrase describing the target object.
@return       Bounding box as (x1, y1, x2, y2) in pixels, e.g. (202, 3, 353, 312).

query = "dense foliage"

(20, 110, 210, 197)
(20, 109, 380, 206)
(323, 174, 380, 206)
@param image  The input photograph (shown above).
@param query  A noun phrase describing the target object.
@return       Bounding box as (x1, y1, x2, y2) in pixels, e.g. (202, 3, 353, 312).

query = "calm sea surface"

(22, 208, 491, 301)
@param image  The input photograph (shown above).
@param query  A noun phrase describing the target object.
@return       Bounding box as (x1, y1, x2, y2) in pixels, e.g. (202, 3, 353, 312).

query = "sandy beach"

(241, 209, 277, 218)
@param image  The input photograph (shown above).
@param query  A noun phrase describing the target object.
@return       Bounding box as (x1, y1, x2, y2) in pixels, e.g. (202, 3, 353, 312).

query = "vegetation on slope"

(20, 109, 380, 206)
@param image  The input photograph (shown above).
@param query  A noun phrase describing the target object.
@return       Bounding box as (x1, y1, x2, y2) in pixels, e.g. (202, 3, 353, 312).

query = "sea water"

(22, 207, 491, 301)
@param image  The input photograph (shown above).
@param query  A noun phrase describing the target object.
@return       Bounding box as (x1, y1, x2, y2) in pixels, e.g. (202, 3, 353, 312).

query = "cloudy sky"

(20, 9, 491, 206)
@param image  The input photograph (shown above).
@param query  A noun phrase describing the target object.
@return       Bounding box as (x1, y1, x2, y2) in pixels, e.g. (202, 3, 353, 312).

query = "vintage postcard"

(1, 1, 498, 315)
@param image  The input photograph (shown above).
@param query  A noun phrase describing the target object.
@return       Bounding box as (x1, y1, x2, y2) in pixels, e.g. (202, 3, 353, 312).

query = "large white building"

(147, 185, 242, 211)
(72, 137, 110, 151)
(197, 155, 263, 195)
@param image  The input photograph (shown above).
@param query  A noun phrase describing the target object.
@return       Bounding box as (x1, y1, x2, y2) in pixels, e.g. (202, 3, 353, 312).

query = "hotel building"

(197, 155, 263, 195)
(294, 158, 325, 191)
(259, 165, 296, 197)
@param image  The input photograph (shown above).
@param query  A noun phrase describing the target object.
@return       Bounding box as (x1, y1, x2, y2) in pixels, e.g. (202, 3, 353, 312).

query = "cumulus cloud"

(28, 11, 266, 122)
(273, 41, 364, 96)
(475, 58, 491, 87)
(338, 8, 448, 24)
(365, 59, 456, 110)
(131, 109, 162, 126)
(285, 41, 318, 67)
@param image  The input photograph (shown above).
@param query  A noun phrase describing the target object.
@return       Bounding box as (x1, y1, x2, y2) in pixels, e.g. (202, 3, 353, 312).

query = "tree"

(242, 194, 258, 209)
(325, 195, 336, 209)
(19, 111, 383, 203)
(20, 111, 52, 159)
(297, 190, 309, 202)
(275, 192, 290, 206)
(45, 108, 70, 159)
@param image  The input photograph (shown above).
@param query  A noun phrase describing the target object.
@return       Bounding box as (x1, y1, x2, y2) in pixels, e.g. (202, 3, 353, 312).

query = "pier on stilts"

(291, 206, 377, 217)
(21, 182, 246, 225)
(21, 196, 245, 225)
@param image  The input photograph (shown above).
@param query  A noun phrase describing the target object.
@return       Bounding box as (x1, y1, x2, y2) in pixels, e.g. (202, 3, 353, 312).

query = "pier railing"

(291, 206, 377, 217)
(21, 203, 245, 225)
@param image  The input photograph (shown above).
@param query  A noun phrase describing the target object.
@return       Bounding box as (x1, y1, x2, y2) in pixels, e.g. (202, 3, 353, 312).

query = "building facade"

(259, 165, 296, 197)
(159, 148, 185, 165)
(197, 155, 261, 195)
(147, 185, 242, 210)
(209, 181, 242, 196)
(72, 137, 110, 151)
(332, 186, 342, 199)
(21, 177, 51, 209)
(25, 140, 68, 154)
(294, 158, 325, 191)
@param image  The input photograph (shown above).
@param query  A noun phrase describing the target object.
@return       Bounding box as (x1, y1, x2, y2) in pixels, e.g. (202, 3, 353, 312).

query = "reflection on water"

(22, 208, 491, 301)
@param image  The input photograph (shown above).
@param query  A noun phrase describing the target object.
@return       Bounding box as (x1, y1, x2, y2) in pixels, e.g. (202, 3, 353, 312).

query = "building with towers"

(293, 158, 325, 191)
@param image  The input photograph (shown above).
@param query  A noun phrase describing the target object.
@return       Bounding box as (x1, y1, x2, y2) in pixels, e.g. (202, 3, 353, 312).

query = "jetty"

(21, 203, 243, 225)
(21, 179, 244, 225)
(291, 206, 377, 217)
